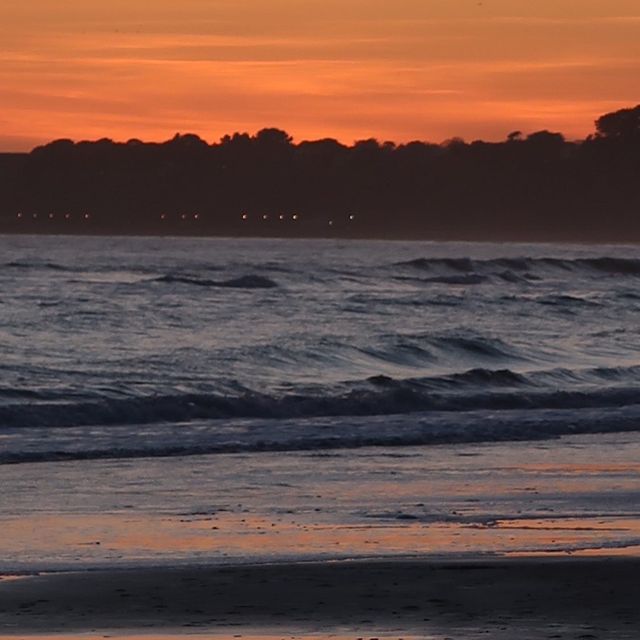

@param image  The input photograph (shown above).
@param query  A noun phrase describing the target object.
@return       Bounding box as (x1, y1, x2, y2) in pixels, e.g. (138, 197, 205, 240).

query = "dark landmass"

(1, 105, 639, 242)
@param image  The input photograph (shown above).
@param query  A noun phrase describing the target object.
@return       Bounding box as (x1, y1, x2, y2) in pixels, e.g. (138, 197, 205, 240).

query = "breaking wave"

(4, 260, 75, 271)
(3, 401, 640, 465)
(4, 365, 640, 430)
(395, 256, 640, 278)
(153, 274, 278, 289)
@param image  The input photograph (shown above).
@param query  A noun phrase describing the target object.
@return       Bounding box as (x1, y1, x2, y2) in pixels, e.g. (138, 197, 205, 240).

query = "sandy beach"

(2, 434, 639, 638)
(1, 557, 639, 639)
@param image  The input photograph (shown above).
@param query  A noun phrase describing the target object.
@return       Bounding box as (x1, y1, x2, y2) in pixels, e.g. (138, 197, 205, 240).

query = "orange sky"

(0, 0, 639, 151)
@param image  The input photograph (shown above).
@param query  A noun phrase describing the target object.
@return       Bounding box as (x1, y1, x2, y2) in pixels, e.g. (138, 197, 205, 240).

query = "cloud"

(1, 0, 639, 149)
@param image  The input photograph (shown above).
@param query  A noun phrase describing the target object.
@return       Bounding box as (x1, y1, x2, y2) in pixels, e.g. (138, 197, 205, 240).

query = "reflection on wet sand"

(1, 433, 640, 569)
(2, 510, 640, 570)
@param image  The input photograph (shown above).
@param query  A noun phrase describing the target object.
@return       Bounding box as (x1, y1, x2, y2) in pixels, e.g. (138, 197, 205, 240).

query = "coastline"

(4, 229, 640, 245)
(3, 432, 640, 574)
(1, 556, 639, 638)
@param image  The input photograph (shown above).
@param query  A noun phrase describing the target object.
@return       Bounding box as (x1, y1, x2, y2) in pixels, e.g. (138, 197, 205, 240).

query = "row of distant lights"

(160, 213, 201, 220)
(157, 213, 301, 220)
(16, 212, 357, 225)
(159, 213, 357, 225)
(241, 213, 356, 226)
(242, 213, 300, 221)
(160, 213, 303, 221)
(16, 212, 91, 220)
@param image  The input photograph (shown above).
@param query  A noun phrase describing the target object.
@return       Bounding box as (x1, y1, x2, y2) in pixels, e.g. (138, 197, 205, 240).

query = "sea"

(1, 235, 640, 570)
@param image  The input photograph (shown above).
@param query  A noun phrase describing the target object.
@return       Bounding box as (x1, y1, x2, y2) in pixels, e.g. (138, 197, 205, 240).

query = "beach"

(2, 558, 639, 639)
(1, 432, 639, 638)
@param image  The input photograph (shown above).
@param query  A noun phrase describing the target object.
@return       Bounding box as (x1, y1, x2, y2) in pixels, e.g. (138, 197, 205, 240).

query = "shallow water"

(2, 236, 640, 569)
(2, 433, 639, 570)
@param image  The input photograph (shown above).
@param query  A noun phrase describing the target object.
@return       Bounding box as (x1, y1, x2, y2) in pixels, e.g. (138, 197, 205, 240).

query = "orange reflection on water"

(3, 509, 640, 564)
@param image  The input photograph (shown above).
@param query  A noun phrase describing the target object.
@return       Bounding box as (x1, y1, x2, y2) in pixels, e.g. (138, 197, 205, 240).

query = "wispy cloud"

(0, 0, 638, 148)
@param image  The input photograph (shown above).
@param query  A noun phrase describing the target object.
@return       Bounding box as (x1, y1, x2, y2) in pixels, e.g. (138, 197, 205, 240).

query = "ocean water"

(2, 235, 640, 568)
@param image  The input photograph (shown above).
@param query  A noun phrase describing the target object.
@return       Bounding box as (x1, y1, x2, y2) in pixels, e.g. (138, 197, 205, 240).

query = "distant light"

(32, 213, 38, 219)
(292, 214, 298, 220)
(64, 213, 71, 220)
(193, 213, 199, 220)
(328, 220, 333, 226)
(16, 212, 22, 218)
(241, 213, 248, 220)
(160, 213, 167, 220)
(262, 214, 269, 220)
(48, 213, 55, 219)
(279, 214, 284, 220)
(84, 213, 90, 220)
(180, 214, 187, 220)
(349, 214, 355, 221)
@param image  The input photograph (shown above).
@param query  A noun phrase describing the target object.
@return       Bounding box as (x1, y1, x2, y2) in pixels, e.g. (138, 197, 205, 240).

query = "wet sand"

(1, 557, 639, 639)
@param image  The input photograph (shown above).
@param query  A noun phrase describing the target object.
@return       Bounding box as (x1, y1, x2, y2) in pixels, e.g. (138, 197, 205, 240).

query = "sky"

(0, 0, 638, 151)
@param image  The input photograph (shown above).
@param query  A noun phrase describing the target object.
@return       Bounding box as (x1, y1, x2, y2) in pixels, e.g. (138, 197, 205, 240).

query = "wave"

(153, 274, 278, 289)
(616, 291, 640, 301)
(431, 367, 529, 387)
(3, 403, 640, 465)
(4, 260, 75, 272)
(348, 331, 525, 368)
(583, 257, 640, 275)
(4, 365, 640, 429)
(395, 256, 640, 278)
(417, 274, 489, 286)
(423, 333, 523, 361)
(535, 294, 603, 308)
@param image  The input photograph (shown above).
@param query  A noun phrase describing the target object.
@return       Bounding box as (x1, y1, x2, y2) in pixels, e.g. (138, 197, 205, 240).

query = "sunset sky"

(1, 0, 638, 151)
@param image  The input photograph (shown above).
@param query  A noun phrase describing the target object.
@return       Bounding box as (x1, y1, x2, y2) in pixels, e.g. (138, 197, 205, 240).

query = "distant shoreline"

(2, 229, 640, 245)
(1, 105, 639, 245)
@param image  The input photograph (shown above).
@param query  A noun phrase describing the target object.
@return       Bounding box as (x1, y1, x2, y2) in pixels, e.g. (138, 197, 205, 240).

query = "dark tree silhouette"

(253, 128, 293, 147)
(1, 105, 639, 241)
(595, 105, 640, 140)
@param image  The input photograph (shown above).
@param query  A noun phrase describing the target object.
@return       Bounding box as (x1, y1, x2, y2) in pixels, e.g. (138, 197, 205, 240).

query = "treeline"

(1, 105, 639, 241)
